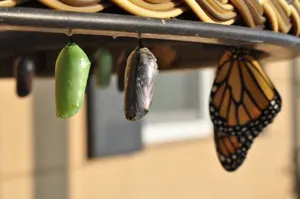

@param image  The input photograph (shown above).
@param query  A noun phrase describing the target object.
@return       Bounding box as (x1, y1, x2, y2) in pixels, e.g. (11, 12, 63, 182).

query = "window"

(142, 68, 215, 144)
(86, 67, 215, 158)
(86, 76, 143, 158)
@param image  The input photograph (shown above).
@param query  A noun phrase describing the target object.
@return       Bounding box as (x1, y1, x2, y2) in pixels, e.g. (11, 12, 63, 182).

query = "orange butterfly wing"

(214, 130, 252, 171)
(210, 48, 282, 171)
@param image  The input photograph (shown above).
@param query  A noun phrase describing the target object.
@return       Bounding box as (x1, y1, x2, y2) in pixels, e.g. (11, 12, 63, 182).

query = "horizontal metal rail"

(0, 7, 299, 55)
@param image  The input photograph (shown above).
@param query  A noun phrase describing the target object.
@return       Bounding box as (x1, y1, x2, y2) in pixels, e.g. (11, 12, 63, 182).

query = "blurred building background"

(0, 56, 296, 199)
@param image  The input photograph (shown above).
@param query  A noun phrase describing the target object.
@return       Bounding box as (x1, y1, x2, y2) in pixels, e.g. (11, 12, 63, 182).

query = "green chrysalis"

(55, 40, 91, 119)
(93, 48, 113, 89)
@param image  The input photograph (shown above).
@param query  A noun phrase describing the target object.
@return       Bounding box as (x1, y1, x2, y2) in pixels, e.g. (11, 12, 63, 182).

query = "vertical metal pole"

(292, 57, 300, 198)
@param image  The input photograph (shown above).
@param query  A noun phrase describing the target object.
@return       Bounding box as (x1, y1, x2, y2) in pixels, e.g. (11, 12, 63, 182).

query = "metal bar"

(0, 7, 299, 57)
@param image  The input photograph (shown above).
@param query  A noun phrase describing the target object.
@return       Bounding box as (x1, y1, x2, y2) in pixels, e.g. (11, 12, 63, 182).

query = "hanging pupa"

(124, 36, 159, 121)
(55, 38, 91, 119)
(93, 48, 113, 89)
(14, 56, 35, 98)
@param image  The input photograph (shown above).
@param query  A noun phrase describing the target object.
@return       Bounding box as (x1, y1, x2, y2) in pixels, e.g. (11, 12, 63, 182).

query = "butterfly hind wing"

(214, 129, 253, 172)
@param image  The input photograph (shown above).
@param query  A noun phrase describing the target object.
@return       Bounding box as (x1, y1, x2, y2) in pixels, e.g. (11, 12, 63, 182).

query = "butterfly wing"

(214, 129, 253, 171)
(210, 48, 282, 171)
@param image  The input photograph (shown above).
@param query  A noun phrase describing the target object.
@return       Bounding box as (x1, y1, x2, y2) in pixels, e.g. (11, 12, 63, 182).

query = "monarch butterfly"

(14, 56, 35, 98)
(124, 38, 159, 121)
(55, 38, 91, 119)
(209, 47, 282, 172)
